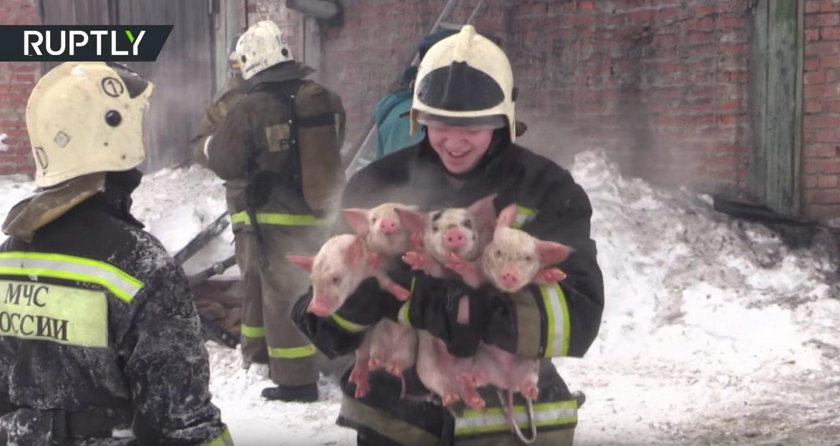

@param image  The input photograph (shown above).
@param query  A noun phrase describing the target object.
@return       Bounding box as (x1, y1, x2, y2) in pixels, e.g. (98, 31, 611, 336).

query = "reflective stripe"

(240, 324, 265, 338)
(268, 344, 317, 359)
(397, 301, 412, 327)
(230, 211, 331, 227)
(331, 313, 368, 333)
(512, 205, 536, 229)
(540, 283, 570, 357)
(202, 428, 234, 446)
(0, 252, 143, 303)
(455, 400, 578, 437)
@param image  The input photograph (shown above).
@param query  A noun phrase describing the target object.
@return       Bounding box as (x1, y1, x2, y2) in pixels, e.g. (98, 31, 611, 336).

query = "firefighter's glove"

(335, 277, 406, 328)
(401, 273, 487, 357)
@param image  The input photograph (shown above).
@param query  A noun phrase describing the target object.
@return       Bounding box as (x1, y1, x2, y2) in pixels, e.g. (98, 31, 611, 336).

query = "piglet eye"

(495, 250, 502, 257)
(463, 220, 472, 229)
(371, 217, 378, 223)
(524, 255, 533, 262)
(332, 276, 341, 284)
(432, 225, 439, 233)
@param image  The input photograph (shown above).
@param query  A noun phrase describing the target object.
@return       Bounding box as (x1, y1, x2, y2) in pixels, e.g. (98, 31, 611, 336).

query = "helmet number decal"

(101, 77, 125, 98)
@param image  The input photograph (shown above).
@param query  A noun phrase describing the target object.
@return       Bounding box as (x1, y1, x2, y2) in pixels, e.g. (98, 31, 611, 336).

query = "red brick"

(805, 55, 822, 70)
(807, 1, 822, 13)
(818, 174, 840, 188)
(808, 189, 840, 203)
(806, 40, 840, 55)
(807, 28, 822, 42)
(821, 0, 840, 12)
(821, 26, 840, 40)
(806, 12, 840, 27)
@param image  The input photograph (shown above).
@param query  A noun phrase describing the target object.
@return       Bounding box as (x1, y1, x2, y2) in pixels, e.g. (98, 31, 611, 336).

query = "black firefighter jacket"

(0, 177, 230, 445)
(293, 131, 605, 445)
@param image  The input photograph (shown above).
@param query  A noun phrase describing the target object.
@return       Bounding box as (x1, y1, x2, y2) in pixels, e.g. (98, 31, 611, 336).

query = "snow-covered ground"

(1, 151, 838, 445)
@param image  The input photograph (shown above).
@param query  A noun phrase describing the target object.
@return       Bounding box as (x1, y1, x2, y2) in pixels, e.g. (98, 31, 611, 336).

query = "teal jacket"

(374, 90, 425, 159)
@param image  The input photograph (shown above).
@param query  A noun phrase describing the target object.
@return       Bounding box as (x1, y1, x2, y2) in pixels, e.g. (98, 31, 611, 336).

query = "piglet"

(397, 194, 497, 278)
(287, 234, 411, 398)
(454, 203, 572, 435)
(343, 203, 420, 396)
(395, 195, 497, 410)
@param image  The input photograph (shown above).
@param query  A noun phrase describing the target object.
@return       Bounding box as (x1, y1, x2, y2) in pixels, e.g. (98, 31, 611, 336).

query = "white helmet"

(26, 62, 153, 188)
(235, 20, 294, 80)
(410, 25, 517, 141)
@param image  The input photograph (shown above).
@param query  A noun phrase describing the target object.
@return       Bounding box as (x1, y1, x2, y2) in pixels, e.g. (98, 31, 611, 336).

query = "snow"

(0, 151, 838, 445)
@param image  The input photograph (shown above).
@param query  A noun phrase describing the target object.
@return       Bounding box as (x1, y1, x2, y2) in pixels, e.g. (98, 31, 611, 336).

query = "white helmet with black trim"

(235, 20, 294, 80)
(410, 25, 517, 141)
(26, 61, 153, 188)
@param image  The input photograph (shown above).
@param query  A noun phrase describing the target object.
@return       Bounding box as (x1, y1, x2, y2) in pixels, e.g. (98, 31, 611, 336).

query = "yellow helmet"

(26, 62, 152, 188)
(235, 20, 294, 80)
(410, 25, 516, 141)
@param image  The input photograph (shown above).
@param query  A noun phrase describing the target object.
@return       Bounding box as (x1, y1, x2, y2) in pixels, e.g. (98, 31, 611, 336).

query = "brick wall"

(0, 0, 40, 176)
(312, 0, 753, 194)
(803, 0, 840, 219)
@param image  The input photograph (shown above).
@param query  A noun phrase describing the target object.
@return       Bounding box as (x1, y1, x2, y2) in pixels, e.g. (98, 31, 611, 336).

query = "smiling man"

(294, 25, 604, 446)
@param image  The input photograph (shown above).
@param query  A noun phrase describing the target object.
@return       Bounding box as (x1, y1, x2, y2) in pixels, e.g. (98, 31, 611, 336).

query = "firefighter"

(294, 25, 604, 445)
(0, 62, 232, 445)
(206, 20, 346, 402)
(191, 32, 248, 167)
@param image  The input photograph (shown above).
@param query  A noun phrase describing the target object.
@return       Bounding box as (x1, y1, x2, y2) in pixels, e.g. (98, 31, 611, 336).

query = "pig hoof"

(354, 384, 369, 398)
(441, 393, 461, 406)
(464, 394, 486, 410)
(385, 364, 403, 377)
(392, 286, 411, 301)
(521, 385, 539, 401)
(368, 358, 383, 370)
(402, 252, 425, 270)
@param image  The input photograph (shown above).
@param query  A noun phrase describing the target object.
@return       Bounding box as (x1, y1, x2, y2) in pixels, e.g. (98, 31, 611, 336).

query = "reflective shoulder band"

(539, 283, 570, 357)
(455, 400, 578, 437)
(0, 252, 143, 303)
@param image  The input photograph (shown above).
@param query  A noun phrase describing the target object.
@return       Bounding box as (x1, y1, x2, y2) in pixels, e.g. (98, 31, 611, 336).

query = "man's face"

(427, 124, 494, 175)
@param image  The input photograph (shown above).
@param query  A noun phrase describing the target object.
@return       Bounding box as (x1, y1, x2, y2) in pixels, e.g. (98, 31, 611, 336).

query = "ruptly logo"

(0, 26, 172, 61)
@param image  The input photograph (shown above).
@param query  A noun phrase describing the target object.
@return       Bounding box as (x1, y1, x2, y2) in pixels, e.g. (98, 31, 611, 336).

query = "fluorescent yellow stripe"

(539, 285, 557, 357)
(397, 301, 412, 327)
(331, 313, 368, 333)
(539, 283, 571, 357)
(513, 205, 536, 229)
(455, 400, 578, 436)
(240, 324, 265, 338)
(230, 211, 331, 226)
(0, 252, 143, 303)
(268, 344, 317, 359)
(202, 428, 234, 446)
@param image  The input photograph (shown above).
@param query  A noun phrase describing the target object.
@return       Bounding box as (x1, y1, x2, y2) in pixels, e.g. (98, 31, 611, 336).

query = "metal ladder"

(341, 0, 486, 178)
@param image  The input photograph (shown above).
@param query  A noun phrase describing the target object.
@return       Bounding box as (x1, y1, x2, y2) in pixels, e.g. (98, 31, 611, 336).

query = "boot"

(261, 383, 318, 402)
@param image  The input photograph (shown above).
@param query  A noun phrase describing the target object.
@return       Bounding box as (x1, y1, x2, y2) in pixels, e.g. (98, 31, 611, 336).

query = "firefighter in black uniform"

(0, 62, 232, 445)
(293, 26, 604, 446)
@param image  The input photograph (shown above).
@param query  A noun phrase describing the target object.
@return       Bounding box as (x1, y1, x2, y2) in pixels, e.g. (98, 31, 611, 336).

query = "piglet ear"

(497, 203, 519, 229)
(344, 236, 367, 268)
(394, 208, 426, 235)
(536, 240, 573, 266)
(343, 208, 370, 238)
(467, 194, 498, 230)
(287, 255, 315, 273)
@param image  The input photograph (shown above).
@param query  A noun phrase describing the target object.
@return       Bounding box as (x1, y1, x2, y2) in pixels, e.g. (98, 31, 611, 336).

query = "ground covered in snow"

(1, 151, 838, 446)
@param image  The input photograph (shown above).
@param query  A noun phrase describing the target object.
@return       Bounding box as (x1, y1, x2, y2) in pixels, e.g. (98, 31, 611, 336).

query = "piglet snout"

(499, 265, 521, 290)
(379, 217, 399, 235)
(444, 228, 467, 250)
(307, 297, 332, 317)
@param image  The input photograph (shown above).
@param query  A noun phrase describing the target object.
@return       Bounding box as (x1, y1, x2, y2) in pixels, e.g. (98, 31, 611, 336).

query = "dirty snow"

(0, 151, 838, 445)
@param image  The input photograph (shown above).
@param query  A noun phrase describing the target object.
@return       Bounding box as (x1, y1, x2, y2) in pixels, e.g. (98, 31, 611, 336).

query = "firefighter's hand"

(402, 273, 487, 357)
